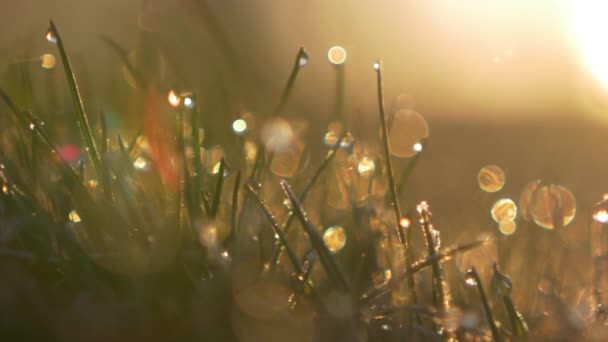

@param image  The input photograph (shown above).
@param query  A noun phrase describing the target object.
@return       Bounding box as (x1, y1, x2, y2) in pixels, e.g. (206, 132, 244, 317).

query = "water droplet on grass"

(46, 30, 57, 44)
(465, 269, 478, 287)
(592, 195, 608, 224)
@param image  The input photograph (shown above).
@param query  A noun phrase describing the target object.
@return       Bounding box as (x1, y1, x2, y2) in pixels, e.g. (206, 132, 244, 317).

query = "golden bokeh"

(498, 220, 517, 235)
(388, 109, 429, 158)
(529, 184, 576, 230)
(323, 225, 347, 253)
(478, 165, 505, 193)
(491, 198, 517, 223)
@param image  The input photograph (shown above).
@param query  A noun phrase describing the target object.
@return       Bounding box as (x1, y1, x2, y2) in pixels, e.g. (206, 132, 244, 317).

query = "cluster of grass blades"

(3, 18, 607, 342)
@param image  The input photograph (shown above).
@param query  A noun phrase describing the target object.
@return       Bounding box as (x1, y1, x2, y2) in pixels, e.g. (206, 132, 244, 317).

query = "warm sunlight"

(570, 1, 608, 90)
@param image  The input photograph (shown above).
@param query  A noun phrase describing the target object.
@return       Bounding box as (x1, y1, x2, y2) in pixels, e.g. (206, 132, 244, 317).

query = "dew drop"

(491, 263, 512, 296)
(373, 62, 380, 71)
(529, 184, 576, 230)
(40, 53, 56, 69)
(46, 30, 57, 44)
(298, 51, 309, 67)
(328, 45, 347, 65)
(592, 195, 608, 224)
(232, 118, 247, 135)
(465, 269, 478, 287)
(357, 157, 375, 176)
(28, 122, 36, 131)
(388, 109, 429, 158)
(2, 185, 9, 194)
(68, 210, 81, 223)
(183, 96, 194, 109)
(478, 165, 505, 193)
(339, 132, 355, 148)
(323, 225, 347, 253)
(491, 198, 517, 223)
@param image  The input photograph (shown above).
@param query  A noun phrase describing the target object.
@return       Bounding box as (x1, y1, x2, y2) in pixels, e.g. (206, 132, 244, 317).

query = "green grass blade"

(210, 158, 227, 218)
(48, 20, 103, 181)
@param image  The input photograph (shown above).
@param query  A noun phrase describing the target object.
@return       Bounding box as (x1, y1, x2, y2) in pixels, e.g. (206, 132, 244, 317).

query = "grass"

(0, 17, 604, 342)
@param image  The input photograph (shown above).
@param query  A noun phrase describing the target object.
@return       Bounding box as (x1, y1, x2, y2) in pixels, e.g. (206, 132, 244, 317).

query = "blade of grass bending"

(269, 134, 345, 267)
(273, 47, 309, 117)
(100, 36, 148, 89)
(210, 158, 227, 218)
(468, 267, 504, 342)
(280, 179, 351, 293)
(360, 238, 487, 305)
(374, 60, 416, 300)
(48, 21, 103, 182)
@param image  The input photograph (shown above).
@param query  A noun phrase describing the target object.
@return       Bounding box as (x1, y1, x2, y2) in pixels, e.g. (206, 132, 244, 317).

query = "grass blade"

(48, 21, 103, 182)
(280, 179, 351, 293)
(492, 262, 528, 338)
(269, 134, 344, 267)
(374, 60, 416, 301)
(273, 47, 308, 117)
(100, 35, 148, 90)
(467, 267, 504, 342)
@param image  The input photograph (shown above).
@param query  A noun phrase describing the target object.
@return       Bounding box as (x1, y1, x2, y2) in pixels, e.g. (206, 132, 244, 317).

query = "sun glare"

(570, 1, 608, 90)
